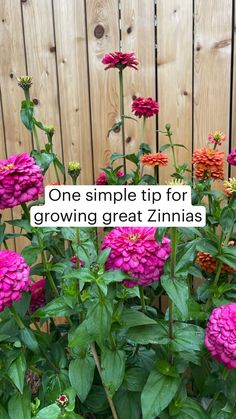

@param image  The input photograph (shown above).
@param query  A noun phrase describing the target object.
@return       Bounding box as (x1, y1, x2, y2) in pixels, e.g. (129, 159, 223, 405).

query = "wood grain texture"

(121, 0, 156, 164)
(157, 0, 193, 183)
(194, 0, 231, 159)
(86, 0, 121, 177)
(22, 0, 63, 183)
(53, 0, 93, 184)
(231, 2, 236, 178)
(0, 0, 31, 252)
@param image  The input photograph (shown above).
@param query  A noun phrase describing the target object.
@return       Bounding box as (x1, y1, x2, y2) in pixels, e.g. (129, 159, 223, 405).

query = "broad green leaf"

(126, 322, 169, 345)
(120, 309, 156, 328)
(172, 323, 204, 352)
(102, 270, 129, 283)
(87, 297, 113, 339)
(20, 100, 34, 131)
(101, 349, 125, 396)
(69, 353, 95, 402)
(21, 245, 41, 265)
(35, 404, 60, 419)
(6, 218, 32, 233)
(176, 241, 197, 273)
(0, 404, 9, 419)
(161, 276, 188, 319)
(217, 255, 236, 270)
(8, 387, 31, 419)
(31, 150, 55, 174)
(141, 369, 180, 419)
(64, 269, 95, 282)
(33, 297, 73, 318)
(196, 239, 218, 256)
(97, 248, 111, 265)
(60, 227, 76, 241)
(219, 207, 236, 234)
(114, 390, 141, 419)
(7, 352, 26, 393)
(171, 397, 208, 418)
(0, 223, 6, 245)
(68, 320, 93, 349)
(123, 367, 148, 392)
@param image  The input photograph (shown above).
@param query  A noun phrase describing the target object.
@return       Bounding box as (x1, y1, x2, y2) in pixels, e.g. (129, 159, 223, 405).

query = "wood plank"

(22, 0, 63, 183)
(86, 0, 121, 178)
(53, 0, 93, 184)
(194, 0, 232, 168)
(121, 0, 156, 172)
(231, 3, 236, 179)
(0, 0, 31, 252)
(157, 0, 193, 183)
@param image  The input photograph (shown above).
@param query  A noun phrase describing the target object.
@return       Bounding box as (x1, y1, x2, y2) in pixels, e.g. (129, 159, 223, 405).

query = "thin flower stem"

(168, 227, 178, 362)
(139, 286, 146, 312)
(166, 129, 178, 172)
(119, 69, 126, 175)
(142, 116, 146, 143)
(21, 202, 30, 220)
(91, 342, 119, 419)
(9, 306, 25, 329)
(32, 125, 41, 153)
(53, 161, 61, 184)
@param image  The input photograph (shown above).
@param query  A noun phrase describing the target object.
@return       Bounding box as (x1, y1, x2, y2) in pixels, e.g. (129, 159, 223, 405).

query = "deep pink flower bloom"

(29, 279, 46, 313)
(0, 250, 31, 312)
(102, 227, 171, 287)
(132, 97, 159, 118)
(95, 170, 124, 185)
(227, 149, 236, 166)
(0, 153, 44, 209)
(70, 256, 85, 269)
(102, 52, 138, 70)
(205, 303, 236, 369)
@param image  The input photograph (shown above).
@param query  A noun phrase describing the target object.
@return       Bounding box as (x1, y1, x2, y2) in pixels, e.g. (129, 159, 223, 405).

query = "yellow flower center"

(0, 163, 14, 171)
(129, 233, 141, 241)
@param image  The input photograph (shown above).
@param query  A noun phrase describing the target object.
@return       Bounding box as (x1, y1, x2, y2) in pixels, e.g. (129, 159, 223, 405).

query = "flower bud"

(165, 123, 171, 131)
(56, 394, 69, 408)
(68, 161, 81, 184)
(17, 75, 33, 91)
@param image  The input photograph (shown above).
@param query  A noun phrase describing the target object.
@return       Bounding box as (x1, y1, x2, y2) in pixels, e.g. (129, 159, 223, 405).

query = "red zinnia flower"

(29, 279, 46, 312)
(132, 97, 159, 118)
(95, 170, 124, 185)
(102, 52, 138, 70)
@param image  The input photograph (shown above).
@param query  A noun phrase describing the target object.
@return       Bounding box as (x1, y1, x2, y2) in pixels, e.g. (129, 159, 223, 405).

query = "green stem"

(53, 161, 60, 184)
(9, 306, 25, 329)
(119, 69, 126, 175)
(139, 286, 146, 312)
(142, 116, 146, 143)
(168, 227, 178, 361)
(166, 129, 178, 172)
(3, 240, 8, 250)
(21, 202, 30, 220)
(91, 342, 119, 419)
(33, 125, 41, 153)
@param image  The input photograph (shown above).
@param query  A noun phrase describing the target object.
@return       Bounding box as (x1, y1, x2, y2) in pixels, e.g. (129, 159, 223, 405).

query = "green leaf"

(217, 255, 236, 270)
(155, 227, 167, 243)
(125, 153, 139, 165)
(159, 143, 172, 152)
(0, 404, 9, 419)
(176, 241, 197, 273)
(161, 276, 188, 319)
(7, 352, 26, 393)
(68, 320, 93, 349)
(141, 369, 180, 419)
(64, 269, 95, 282)
(102, 270, 129, 283)
(69, 353, 95, 402)
(139, 142, 153, 155)
(126, 322, 169, 345)
(34, 403, 60, 419)
(123, 367, 148, 392)
(31, 150, 55, 174)
(156, 360, 179, 378)
(139, 174, 157, 185)
(108, 121, 122, 137)
(20, 328, 40, 353)
(0, 223, 6, 245)
(33, 297, 73, 318)
(196, 239, 218, 256)
(60, 227, 76, 242)
(114, 390, 141, 419)
(20, 100, 34, 131)
(101, 349, 125, 396)
(8, 387, 31, 419)
(172, 323, 204, 352)
(219, 207, 236, 234)
(21, 245, 41, 265)
(87, 297, 113, 339)
(120, 309, 156, 328)
(97, 248, 111, 265)
(122, 115, 137, 122)
(111, 152, 124, 164)
(7, 218, 32, 233)
(170, 397, 208, 418)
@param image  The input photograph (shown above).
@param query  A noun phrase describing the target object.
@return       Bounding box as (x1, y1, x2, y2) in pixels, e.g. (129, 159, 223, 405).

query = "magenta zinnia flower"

(102, 52, 138, 70)
(227, 149, 236, 166)
(95, 170, 124, 185)
(29, 279, 46, 313)
(0, 153, 44, 209)
(205, 303, 236, 369)
(132, 96, 159, 118)
(0, 250, 31, 312)
(102, 227, 171, 287)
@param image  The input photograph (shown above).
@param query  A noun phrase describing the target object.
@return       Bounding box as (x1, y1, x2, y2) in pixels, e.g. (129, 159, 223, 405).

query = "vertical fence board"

(0, 0, 31, 252)
(22, 0, 63, 183)
(53, 0, 93, 184)
(231, 2, 236, 178)
(86, 0, 121, 178)
(157, 0, 193, 183)
(121, 0, 156, 165)
(194, 0, 232, 160)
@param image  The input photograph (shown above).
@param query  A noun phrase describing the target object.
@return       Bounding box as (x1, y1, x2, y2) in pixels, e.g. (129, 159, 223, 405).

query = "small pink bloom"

(132, 96, 159, 119)
(0, 250, 31, 312)
(102, 227, 171, 288)
(227, 149, 236, 166)
(70, 256, 85, 269)
(29, 279, 46, 313)
(208, 131, 226, 146)
(95, 170, 124, 185)
(102, 52, 139, 70)
(205, 303, 236, 369)
(0, 153, 44, 209)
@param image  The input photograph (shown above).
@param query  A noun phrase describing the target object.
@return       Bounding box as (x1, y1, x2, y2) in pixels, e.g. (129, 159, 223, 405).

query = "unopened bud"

(68, 161, 81, 184)
(17, 75, 33, 90)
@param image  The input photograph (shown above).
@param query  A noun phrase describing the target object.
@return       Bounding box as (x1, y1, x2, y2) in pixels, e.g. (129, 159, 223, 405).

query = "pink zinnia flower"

(0, 153, 44, 209)
(102, 227, 171, 288)
(29, 279, 46, 313)
(95, 170, 124, 185)
(208, 131, 226, 146)
(205, 303, 236, 369)
(0, 250, 31, 312)
(227, 149, 236, 166)
(132, 97, 159, 118)
(102, 52, 138, 70)
(70, 256, 85, 269)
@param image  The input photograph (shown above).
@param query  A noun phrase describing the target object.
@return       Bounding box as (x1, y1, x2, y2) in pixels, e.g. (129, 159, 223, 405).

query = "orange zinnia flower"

(141, 153, 168, 167)
(192, 148, 225, 180)
(196, 252, 236, 273)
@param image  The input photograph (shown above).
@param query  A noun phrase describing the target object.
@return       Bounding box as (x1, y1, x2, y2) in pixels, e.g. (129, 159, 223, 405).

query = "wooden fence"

(0, 0, 236, 249)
